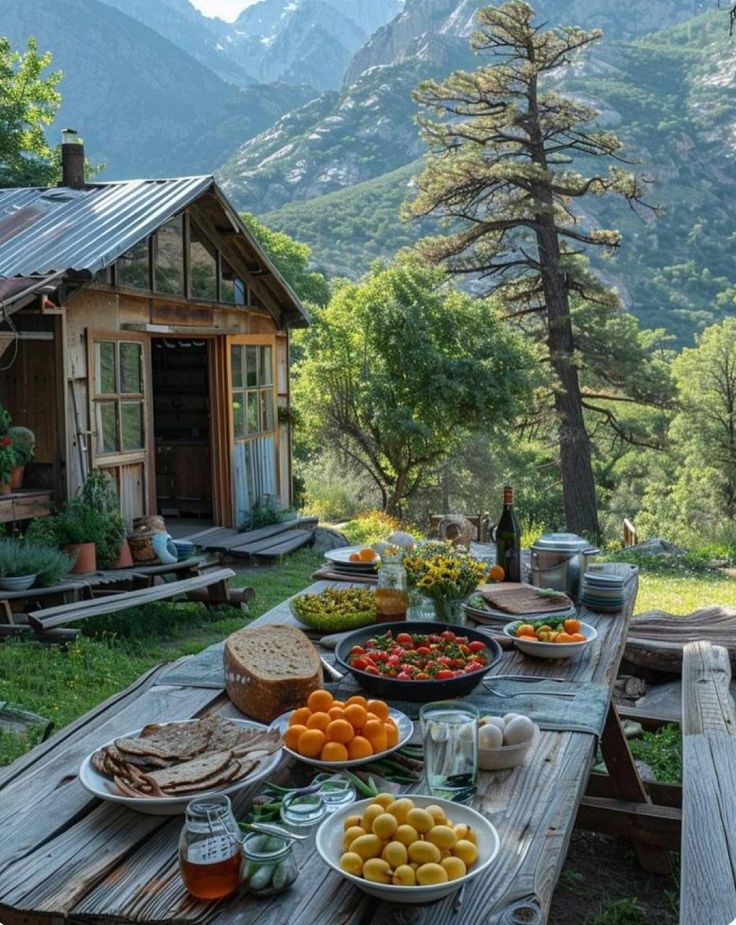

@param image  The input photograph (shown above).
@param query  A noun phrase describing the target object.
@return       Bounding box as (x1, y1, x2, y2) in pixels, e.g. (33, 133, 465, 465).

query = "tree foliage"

(0, 37, 61, 188)
(407, 1, 660, 538)
(293, 259, 537, 515)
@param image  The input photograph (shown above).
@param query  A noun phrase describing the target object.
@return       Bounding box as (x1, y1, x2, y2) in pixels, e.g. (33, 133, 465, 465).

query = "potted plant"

(79, 470, 129, 568)
(0, 537, 73, 591)
(8, 426, 35, 490)
(0, 435, 16, 495)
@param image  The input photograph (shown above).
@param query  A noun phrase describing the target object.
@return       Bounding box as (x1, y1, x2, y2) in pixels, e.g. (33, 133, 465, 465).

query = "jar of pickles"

(375, 548, 409, 623)
(241, 833, 298, 896)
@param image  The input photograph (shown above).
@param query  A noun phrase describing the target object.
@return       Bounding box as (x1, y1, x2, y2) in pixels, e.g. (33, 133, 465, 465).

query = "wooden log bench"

(26, 568, 237, 632)
(625, 606, 736, 674)
(680, 640, 736, 924)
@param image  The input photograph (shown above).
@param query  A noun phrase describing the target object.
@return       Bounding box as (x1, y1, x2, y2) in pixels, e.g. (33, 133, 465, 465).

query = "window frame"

(229, 338, 277, 443)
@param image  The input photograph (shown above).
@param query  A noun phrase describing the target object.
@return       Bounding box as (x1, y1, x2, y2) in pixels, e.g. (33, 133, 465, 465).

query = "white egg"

(459, 724, 476, 742)
(478, 723, 504, 749)
(503, 715, 535, 746)
(502, 712, 522, 726)
(484, 715, 506, 731)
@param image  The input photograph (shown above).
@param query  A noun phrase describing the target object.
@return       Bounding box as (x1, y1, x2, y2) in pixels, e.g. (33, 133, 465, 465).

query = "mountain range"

(2, 0, 734, 341)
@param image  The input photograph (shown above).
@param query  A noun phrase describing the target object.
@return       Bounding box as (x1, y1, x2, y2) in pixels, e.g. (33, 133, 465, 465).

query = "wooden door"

(87, 331, 153, 525)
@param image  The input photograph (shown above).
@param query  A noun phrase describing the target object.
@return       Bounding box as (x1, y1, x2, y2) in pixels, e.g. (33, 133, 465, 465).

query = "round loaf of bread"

(224, 624, 323, 723)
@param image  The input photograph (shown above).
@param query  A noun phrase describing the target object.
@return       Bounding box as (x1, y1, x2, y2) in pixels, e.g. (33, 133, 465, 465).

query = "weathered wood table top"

(0, 577, 638, 925)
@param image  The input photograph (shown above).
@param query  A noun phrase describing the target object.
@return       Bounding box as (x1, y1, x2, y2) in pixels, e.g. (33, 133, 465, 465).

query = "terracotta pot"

(67, 542, 97, 574)
(110, 538, 134, 569)
(128, 530, 157, 563)
(9, 465, 24, 490)
(0, 480, 11, 496)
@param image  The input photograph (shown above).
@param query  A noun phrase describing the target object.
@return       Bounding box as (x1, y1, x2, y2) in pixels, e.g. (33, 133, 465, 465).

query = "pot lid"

(531, 532, 594, 552)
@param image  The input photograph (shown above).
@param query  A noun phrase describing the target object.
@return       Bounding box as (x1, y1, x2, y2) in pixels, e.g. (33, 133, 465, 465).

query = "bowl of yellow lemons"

(315, 793, 500, 903)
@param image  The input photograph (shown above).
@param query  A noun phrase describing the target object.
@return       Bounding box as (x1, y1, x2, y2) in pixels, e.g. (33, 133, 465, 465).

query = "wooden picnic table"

(0, 573, 673, 925)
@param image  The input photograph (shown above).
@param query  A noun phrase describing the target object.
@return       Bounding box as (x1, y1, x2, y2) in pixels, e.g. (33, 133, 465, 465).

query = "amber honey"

(179, 838, 241, 900)
(375, 587, 409, 623)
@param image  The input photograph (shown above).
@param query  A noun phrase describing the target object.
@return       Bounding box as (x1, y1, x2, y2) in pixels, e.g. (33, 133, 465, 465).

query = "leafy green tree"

(0, 37, 61, 187)
(407, 1, 657, 539)
(293, 258, 537, 515)
(241, 212, 330, 307)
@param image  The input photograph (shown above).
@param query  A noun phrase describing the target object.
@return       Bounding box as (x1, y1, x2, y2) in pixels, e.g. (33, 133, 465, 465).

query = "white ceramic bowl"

(503, 620, 598, 659)
(315, 794, 500, 903)
(270, 708, 413, 769)
(478, 724, 538, 771)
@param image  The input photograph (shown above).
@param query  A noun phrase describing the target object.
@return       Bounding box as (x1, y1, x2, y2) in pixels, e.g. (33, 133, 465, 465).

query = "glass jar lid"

(242, 832, 292, 862)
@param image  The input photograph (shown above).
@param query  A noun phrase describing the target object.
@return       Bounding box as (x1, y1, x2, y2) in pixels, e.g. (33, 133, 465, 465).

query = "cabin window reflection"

(190, 224, 218, 301)
(221, 260, 247, 305)
(117, 239, 150, 290)
(154, 216, 184, 296)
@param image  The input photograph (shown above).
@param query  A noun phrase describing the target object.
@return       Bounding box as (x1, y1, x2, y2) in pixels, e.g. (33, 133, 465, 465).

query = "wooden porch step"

(184, 517, 319, 553)
(228, 528, 314, 556)
(27, 568, 236, 631)
(254, 530, 315, 558)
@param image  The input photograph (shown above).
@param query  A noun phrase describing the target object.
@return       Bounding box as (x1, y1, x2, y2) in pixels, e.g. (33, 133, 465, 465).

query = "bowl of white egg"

(477, 713, 537, 771)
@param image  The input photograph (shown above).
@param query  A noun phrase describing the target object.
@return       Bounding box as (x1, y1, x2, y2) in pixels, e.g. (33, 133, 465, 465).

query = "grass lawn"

(635, 571, 736, 613)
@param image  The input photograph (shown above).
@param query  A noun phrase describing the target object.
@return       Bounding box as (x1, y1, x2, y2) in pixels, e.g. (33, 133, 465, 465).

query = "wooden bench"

(26, 568, 237, 631)
(680, 640, 736, 924)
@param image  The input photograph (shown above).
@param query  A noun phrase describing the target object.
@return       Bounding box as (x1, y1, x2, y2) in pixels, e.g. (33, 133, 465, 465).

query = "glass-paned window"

(154, 216, 184, 295)
(93, 340, 145, 456)
(231, 343, 276, 440)
(190, 224, 218, 301)
(221, 260, 247, 305)
(117, 239, 150, 290)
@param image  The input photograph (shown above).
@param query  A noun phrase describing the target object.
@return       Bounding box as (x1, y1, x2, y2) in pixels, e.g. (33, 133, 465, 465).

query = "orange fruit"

(331, 700, 346, 709)
(363, 719, 388, 753)
(487, 564, 505, 582)
(518, 634, 538, 642)
(570, 632, 586, 642)
(298, 728, 326, 757)
(344, 704, 368, 729)
(349, 553, 360, 562)
(345, 695, 368, 708)
(306, 711, 331, 731)
(347, 736, 373, 759)
(554, 632, 576, 644)
(326, 718, 354, 744)
(308, 689, 334, 713)
(358, 547, 376, 562)
(366, 699, 389, 721)
(283, 724, 308, 750)
(328, 706, 346, 721)
(385, 721, 399, 748)
(564, 618, 582, 634)
(290, 707, 312, 726)
(321, 741, 349, 763)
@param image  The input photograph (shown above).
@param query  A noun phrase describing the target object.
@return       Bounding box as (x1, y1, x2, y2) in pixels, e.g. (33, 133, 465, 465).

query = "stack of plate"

(581, 564, 631, 612)
(323, 546, 379, 578)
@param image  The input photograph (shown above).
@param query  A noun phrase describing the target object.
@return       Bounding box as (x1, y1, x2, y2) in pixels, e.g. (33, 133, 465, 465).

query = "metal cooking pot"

(529, 532, 599, 602)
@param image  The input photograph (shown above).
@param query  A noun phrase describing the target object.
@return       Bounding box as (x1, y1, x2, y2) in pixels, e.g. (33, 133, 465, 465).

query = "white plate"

(316, 795, 500, 903)
(270, 708, 413, 769)
(79, 719, 282, 816)
(503, 620, 598, 659)
(324, 546, 379, 567)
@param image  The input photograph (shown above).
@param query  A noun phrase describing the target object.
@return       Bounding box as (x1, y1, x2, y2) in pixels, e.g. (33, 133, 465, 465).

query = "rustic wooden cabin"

(0, 135, 308, 529)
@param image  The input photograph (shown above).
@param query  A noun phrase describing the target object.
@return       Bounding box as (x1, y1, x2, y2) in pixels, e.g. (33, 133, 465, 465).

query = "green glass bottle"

(495, 485, 521, 582)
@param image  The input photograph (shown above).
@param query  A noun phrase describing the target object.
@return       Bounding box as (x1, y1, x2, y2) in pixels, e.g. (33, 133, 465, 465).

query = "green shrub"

(0, 537, 72, 583)
(341, 511, 424, 546)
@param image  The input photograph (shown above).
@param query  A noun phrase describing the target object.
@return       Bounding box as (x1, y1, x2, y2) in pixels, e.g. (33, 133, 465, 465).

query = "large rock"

(626, 538, 687, 556)
(311, 527, 349, 552)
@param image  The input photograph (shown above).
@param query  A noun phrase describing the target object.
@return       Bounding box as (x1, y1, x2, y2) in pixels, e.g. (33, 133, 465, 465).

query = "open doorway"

(151, 338, 213, 523)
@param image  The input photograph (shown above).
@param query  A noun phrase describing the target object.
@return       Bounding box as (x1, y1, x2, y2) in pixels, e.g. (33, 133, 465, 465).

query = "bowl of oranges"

(271, 689, 413, 768)
(504, 617, 598, 659)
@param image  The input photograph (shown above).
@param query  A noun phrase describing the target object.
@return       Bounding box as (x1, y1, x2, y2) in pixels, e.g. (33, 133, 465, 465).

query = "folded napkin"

(479, 583, 573, 615)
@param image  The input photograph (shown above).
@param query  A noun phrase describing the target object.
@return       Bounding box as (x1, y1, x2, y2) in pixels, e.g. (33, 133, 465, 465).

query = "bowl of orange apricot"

(271, 689, 413, 768)
(504, 617, 598, 659)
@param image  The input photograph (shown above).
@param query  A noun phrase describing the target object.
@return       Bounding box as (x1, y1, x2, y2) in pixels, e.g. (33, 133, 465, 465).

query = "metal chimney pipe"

(60, 129, 85, 188)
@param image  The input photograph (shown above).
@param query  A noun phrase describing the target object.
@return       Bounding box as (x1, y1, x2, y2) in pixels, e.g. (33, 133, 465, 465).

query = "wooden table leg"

(581, 700, 677, 873)
(0, 599, 14, 625)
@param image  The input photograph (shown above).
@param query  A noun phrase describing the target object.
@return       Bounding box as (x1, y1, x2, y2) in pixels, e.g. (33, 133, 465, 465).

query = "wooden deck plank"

(253, 529, 315, 558)
(208, 518, 318, 552)
(27, 569, 235, 630)
(232, 528, 313, 556)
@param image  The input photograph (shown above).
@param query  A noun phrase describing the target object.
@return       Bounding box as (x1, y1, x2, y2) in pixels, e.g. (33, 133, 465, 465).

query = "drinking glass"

(419, 701, 479, 803)
(313, 773, 356, 813)
(279, 790, 327, 840)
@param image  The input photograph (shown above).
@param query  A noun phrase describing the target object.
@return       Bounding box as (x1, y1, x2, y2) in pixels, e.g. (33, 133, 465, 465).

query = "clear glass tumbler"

(313, 773, 356, 813)
(419, 700, 479, 803)
(279, 789, 327, 840)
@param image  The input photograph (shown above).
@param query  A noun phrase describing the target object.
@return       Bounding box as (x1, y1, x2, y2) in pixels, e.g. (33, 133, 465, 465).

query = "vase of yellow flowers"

(403, 541, 487, 625)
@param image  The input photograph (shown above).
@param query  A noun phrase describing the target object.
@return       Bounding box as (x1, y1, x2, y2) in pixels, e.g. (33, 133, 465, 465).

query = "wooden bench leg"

(579, 702, 680, 874)
(0, 600, 14, 625)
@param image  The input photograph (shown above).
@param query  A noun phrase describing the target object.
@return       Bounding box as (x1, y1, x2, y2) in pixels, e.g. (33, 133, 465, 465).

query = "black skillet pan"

(334, 621, 503, 703)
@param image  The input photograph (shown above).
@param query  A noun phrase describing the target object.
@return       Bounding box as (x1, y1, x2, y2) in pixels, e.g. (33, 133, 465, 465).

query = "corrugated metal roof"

(0, 176, 213, 279)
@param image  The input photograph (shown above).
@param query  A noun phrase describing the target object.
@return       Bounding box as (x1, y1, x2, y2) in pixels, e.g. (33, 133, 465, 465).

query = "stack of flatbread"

(91, 715, 281, 799)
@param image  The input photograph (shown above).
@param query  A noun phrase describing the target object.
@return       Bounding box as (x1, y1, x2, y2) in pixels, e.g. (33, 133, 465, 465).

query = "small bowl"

(478, 724, 538, 771)
(315, 795, 500, 903)
(0, 573, 38, 591)
(503, 620, 597, 659)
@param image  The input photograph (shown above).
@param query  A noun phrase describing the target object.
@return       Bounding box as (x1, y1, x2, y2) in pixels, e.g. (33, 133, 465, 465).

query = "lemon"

(406, 807, 434, 834)
(394, 824, 419, 847)
(361, 804, 384, 832)
(426, 825, 457, 850)
(416, 862, 449, 885)
(339, 852, 364, 876)
(453, 839, 478, 865)
(465, 827, 478, 845)
(442, 857, 467, 881)
(453, 823, 469, 840)
(373, 792, 395, 809)
(343, 814, 362, 831)
(392, 864, 417, 886)
(342, 826, 367, 850)
(408, 840, 441, 864)
(350, 833, 383, 860)
(372, 813, 399, 840)
(363, 858, 392, 883)
(387, 798, 415, 825)
(425, 804, 448, 825)
(382, 840, 408, 868)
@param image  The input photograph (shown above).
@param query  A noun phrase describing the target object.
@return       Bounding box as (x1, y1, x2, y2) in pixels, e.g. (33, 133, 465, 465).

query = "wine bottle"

(495, 485, 521, 582)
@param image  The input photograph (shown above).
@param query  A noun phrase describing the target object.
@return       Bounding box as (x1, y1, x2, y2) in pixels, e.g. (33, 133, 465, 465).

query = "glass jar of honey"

(179, 794, 242, 900)
(376, 550, 409, 623)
